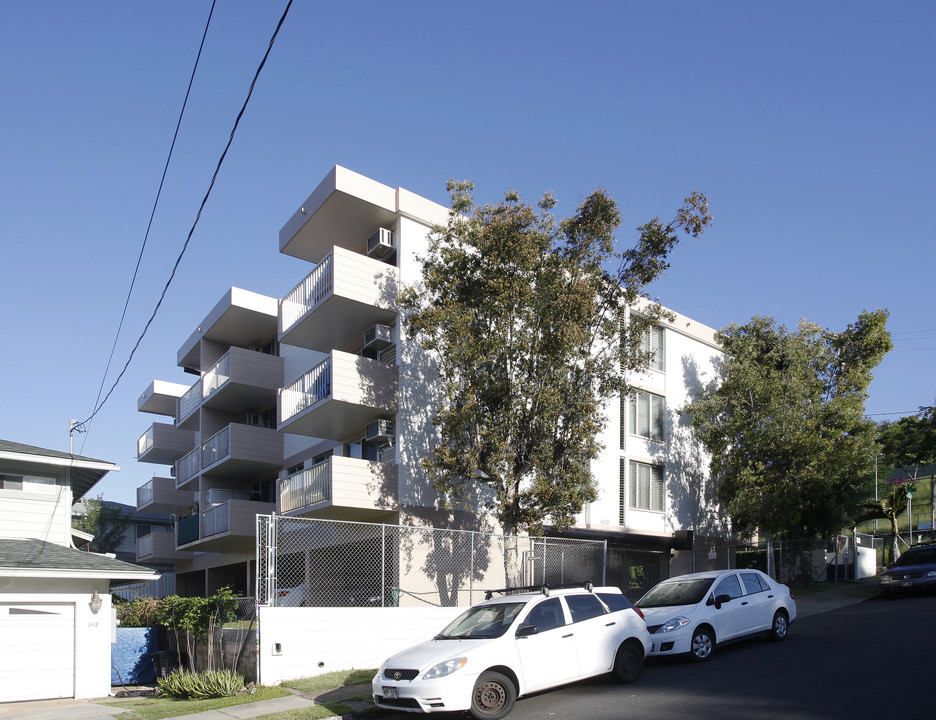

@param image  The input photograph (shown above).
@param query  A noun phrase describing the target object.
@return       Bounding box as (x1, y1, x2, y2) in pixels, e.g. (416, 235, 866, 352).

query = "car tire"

(470, 671, 516, 720)
(768, 609, 789, 642)
(613, 640, 644, 683)
(690, 626, 715, 662)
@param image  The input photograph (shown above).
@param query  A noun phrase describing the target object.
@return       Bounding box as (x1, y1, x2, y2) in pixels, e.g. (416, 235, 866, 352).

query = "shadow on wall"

(650, 354, 730, 540)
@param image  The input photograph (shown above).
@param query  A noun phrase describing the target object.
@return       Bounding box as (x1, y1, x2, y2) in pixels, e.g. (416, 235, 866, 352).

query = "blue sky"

(1, 2, 933, 505)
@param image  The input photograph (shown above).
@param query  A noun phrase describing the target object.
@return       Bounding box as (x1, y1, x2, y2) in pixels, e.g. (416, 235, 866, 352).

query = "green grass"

(278, 668, 376, 693)
(98, 668, 378, 720)
(104, 686, 291, 720)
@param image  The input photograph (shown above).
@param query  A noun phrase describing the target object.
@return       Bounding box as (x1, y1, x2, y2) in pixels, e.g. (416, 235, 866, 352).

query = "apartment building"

(134, 165, 726, 598)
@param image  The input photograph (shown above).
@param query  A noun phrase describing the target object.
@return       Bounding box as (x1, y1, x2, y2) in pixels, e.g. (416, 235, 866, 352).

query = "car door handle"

(563, 633, 574, 639)
(605, 622, 616, 627)
(768, 594, 775, 598)
(741, 601, 748, 606)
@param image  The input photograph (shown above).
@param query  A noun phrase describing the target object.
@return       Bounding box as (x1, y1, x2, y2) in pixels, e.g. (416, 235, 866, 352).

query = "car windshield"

(637, 577, 716, 608)
(893, 548, 936, 567)
(435, 602, 525, 639)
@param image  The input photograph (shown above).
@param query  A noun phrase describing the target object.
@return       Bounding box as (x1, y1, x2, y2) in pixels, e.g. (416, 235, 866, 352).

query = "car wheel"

(769, 609, 789, 641)
(690, 626, 715, 662)
(470, 671, 516, 720)
(613, 640, 644, 683)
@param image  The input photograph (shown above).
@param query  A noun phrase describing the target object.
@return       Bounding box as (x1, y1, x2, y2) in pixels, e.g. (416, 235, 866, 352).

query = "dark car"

(879, 545, 936, 596)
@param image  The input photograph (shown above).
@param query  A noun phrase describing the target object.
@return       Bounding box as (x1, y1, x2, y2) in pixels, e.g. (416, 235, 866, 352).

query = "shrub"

(157, 668, 245, 699)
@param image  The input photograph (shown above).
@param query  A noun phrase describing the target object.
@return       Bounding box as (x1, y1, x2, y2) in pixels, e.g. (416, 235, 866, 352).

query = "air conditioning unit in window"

(365, 419, 395, 445)
(363, 324, 393, 351)
(366, 228, 395, 260)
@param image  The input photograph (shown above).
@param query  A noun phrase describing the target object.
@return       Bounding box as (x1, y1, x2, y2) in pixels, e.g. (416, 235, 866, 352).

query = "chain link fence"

(689, 533, 885, 585)
(257, 514, 607, 608)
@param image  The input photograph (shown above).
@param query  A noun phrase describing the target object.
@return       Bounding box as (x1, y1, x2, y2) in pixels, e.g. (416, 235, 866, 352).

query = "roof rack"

(484, 581, 594, 600)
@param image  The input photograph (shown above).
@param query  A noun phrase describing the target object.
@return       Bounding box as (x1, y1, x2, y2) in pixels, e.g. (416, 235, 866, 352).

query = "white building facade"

(134, 166, 726, 598)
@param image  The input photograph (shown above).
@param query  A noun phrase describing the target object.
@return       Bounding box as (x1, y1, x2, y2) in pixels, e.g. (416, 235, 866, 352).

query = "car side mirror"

(713, 594, 731, 609)
(516, 625, 538, 638)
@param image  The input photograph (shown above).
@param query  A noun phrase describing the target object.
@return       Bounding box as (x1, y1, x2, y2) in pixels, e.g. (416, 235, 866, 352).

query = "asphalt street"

(374, 592, 935, 720)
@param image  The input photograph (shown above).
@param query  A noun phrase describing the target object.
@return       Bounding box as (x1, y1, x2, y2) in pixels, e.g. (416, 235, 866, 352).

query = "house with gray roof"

(0, 439, 157, 703)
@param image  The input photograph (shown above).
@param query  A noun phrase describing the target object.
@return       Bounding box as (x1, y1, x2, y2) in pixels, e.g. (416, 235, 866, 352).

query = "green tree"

(684, 311, 892, 573)
(400, 180, 710, 583)
(858, 479, 914, 564)
(878, 407, 936, 481)
(72, 494, 128, 553)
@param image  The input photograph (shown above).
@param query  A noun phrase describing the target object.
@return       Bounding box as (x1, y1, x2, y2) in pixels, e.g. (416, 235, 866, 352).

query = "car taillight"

(633, 606, 645, 620)
(278, 590, 289, 597)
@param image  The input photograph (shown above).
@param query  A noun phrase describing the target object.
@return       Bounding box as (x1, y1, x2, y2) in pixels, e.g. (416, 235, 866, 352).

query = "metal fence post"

(381, 523, 387, 607)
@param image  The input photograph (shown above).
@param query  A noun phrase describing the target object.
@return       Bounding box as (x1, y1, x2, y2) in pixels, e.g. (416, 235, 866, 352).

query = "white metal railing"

(202, 426, 232, 469)
(279, 461, 332, 513)
(137, 479, 155, 508)
(176, 447, 200, 488)
(137, 534, 153, 559)
(203, 502, 230, 537)
(178, 380, 201, 424)
(137, 427, 155, 457)
(280, 253, 334, 335)
(203, 351, 232, 400)
(279, 357, 332, 423)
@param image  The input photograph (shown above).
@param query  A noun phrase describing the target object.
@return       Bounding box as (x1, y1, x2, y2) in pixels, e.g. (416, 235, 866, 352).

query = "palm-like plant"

(857, 482, 913, 565)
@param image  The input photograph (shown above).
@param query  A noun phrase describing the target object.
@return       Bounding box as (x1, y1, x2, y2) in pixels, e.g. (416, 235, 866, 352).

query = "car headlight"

(423, 657, 467, 679)
(880, 575, 892, 583)
(927, 571, 936, 578)
(655, 616, 691, 634)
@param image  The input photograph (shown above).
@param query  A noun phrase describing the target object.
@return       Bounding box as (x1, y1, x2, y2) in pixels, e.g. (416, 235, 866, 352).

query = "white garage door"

(0, 603, 75, 703)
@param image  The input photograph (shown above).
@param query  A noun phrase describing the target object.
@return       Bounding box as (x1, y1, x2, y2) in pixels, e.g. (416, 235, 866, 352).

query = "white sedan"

(372, 584, 651, 719)
(636, 569, 796, 662)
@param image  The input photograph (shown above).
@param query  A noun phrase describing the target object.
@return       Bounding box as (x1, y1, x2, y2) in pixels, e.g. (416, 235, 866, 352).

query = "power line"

(79, 0, 218, 455)
(73, 0, 295, 438)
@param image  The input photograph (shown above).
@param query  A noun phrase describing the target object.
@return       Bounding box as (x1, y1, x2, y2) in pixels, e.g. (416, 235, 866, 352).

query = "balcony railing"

(202, 351, 232, 400)
(279, 358, 331, 424)
(203, 502, 231, 538)
(280, 254, 334, 335)
(137, 533, 153, 558)
(137, 479, 154, 508)
(178, 380, 201, 424)
(202, 426, 232, 469)
(137, 427, 154, 457)
(175, 447, 201, 488)
(280, 462, 331, 513)
(177, 513, 199, 545)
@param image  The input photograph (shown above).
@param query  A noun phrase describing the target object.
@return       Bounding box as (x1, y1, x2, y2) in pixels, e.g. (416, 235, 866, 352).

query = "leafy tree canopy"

(72, 494, 128, 553)
(684, 311, 892, 540)
(401, 180, 710, 537)
(878, 406, 936, 476)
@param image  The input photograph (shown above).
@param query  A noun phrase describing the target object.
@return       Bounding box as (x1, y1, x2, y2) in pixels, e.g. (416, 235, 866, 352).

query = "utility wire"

(78, 0, 218, 455)
(74, 0, 294, 437)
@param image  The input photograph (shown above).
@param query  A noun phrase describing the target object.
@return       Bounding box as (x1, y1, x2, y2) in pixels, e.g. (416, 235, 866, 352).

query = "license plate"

(383, 687, 399, 699)
(900, 581, 914, 587)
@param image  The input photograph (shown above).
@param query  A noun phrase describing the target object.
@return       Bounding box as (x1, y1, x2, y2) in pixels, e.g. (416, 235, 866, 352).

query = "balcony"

(138, 380, 190, 417)
(136, 531, 194, 562)
(201, 347, 284, 413)
(200, 423, 283, 479)
(137, 476, 196, 514)
(177, 287, 279, 373)
(278, 350, 398, 440)
(176, 380, 201, 429)
(177, 499, 275, 552)
(279, 246, 398, 353)
(279, 456, 398, 521)
(175, 446, 201, 489)
(176, 513, 199, 546)
(137, 423, 197, 465)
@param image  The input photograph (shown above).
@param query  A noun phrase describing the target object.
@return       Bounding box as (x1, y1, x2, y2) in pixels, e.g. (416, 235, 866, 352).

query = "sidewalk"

(1, 581, 877, 720)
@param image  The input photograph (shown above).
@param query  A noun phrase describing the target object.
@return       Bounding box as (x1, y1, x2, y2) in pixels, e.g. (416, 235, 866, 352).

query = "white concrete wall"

(258, 605, 463, 685)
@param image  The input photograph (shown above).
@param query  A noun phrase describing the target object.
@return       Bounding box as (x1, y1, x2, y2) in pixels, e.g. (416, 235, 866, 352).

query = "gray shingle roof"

(0, 438, 118, 499)
(0, 538, 157, 581)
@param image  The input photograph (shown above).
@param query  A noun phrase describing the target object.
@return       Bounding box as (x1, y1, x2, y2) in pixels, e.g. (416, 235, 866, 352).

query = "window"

(713, 574, 744, 600)
(630, 391, 664, 441)
(0, 473, 55, 494)
(641, 325, 665, 371)
(628, 461, 664, 512)
(741, 573, 770, 594)
(564, 594, 606, 623)
(523, 597, 565, 632)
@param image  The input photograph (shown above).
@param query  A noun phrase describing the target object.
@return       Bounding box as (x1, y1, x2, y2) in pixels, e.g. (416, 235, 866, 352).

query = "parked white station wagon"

(372, 583, 651, 719)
